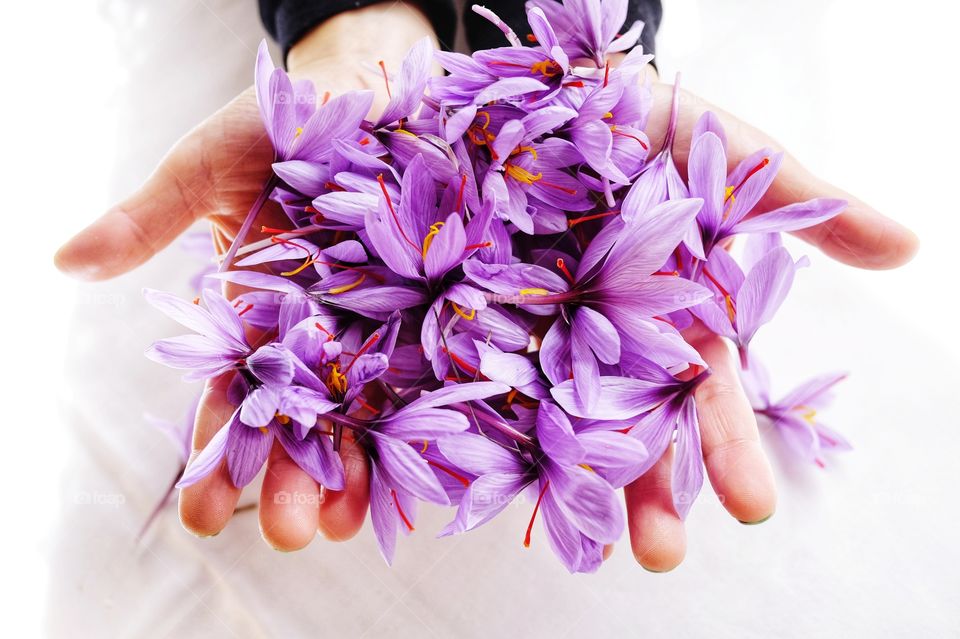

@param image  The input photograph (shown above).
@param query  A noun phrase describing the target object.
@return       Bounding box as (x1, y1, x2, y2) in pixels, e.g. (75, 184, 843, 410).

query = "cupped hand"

(55, 4, 440, 551)
(622, 68, 917, 572)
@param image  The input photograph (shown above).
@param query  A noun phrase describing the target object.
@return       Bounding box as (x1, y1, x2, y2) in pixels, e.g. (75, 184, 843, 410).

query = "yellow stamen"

(258, 426, 269, 434)
(724, 295, 737, 324)
(394, 128, 417, 137)
(452, 303, 476, 321)
(798, 406, 817, 425)
(530, 60, 561, 77)
(519, 287, 550, 295)
(326, 363, 348, 395)
(512, 145, 538, 160)
(602, 111, 614, 119)
(505, 164, 543, 184)
(329, 273, 366, 295)
(578, 463, 595, 472)
(281, 256, 317, 277)
(722, 187, 736, 222)
(275, 413, 290, 425)
(294, 126, 304, 138)
(421, 440, 429, 453)
(422, 221, 445, 258)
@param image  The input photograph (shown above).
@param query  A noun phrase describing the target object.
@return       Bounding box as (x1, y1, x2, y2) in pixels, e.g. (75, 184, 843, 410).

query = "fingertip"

(318, 434, 370, 542)
(178, 464, 241, 537)
(624, 453, 687, 573)
(259, 446, 320, 552)
(705, 438, 777, 524)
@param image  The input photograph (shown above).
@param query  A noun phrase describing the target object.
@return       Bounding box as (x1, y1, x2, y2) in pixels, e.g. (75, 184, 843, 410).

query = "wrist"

(288, 3, 437, 73)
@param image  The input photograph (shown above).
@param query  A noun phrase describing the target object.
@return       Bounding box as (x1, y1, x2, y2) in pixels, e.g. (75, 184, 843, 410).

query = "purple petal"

(226, 422, 273, 487)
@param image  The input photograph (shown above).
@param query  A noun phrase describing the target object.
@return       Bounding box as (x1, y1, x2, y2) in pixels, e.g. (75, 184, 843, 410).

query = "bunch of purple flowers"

(145, 0, 850, 572)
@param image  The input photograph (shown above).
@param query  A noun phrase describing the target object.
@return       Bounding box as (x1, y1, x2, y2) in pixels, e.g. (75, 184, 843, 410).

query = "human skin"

(55, 3, 917, 569)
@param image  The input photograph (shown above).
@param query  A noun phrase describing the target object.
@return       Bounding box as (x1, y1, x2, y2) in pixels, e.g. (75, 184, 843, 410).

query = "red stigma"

(377, 174, 420, 253)
(603, 61, 610, 87)
(391, 489, 414, 531)
(237, 303, 254, 317)
(441, 347, 480, 377)
(556, 258, 575, 284)
(563, 80, 585, 88)
(427, 460, 471, 487)
(727, 157, 770, 201)
(464, 241, 493, 251)
(344, 333, 380, 373)
(568, 209, 620, 228)
(537, 179, 578, 196)
(321, 91, 331, 105)
(526, 33, 537, 43)
(378, 61, 392, 99)
(523, 480, 550, 548)
(612, 128, 649, 150)
(455, 173, 467, 214)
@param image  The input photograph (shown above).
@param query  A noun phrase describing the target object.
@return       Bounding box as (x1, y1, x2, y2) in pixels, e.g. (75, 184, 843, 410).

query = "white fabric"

(37, 0, 959, 636)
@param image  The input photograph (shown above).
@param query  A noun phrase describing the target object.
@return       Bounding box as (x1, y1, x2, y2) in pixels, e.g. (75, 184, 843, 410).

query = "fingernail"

(738, 512, 774, 525)
(642, 565, 673, 574)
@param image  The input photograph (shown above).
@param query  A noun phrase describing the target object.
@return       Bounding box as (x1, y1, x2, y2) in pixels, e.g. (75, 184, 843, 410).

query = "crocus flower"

(526, 0, 647, 67)
(552, 353, 710, 519)
(691, 233, 809, 367)
(351, 381, 509, 564)
(439, 400, 646, 573)
(465, 198, 710, 412)
(740, 353, 851, 467)
(144, 288, 286, 382)
(686, 111, 846, 261)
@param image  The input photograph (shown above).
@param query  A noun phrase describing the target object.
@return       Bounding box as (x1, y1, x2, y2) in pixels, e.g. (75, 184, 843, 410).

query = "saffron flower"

(740, 353, 851, 467)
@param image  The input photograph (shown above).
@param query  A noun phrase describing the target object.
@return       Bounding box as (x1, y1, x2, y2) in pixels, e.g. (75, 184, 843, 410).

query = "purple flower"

(527, 0, 648, 67)
(357, 381, 509, 564)
(465, 198, 710, 411)
(686, 111, 846, 260)
(144, 288, 282, 382)
(439, 400, 646, 573)
(551, 355, 710, 519)
(175, 408, 344, 490)
(741, 353, 851, 467)
(691, 233, 809, 367)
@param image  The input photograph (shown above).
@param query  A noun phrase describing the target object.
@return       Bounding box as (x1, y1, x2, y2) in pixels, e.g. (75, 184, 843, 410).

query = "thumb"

(55, 132, 213, 281)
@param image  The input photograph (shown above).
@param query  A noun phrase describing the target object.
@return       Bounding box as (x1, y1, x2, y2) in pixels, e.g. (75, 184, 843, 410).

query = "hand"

(54, 4, 440, 551)
(622, 69, 918, 572)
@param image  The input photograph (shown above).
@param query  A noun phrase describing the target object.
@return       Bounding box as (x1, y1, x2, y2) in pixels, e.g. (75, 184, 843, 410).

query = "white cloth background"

(7, 0, 956, 636)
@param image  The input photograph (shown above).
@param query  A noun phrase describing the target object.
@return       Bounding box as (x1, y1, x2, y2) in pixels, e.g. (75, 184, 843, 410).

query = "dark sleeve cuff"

(259, 0, 459, 61)
(464, 0, 662, 60)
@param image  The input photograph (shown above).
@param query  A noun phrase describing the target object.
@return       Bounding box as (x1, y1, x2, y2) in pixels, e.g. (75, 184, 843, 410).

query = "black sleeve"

(464, 0, 662, 58)
(258, 0, 459, 59)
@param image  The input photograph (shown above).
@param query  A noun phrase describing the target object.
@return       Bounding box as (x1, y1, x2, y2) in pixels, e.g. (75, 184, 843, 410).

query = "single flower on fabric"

(691, 233, 809, 367)
(740, 353, 851, 467)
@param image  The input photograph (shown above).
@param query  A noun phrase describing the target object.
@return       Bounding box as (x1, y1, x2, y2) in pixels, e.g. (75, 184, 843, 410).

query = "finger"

(318, 429, 370, 541)
(690, 331, 777, 524)
(259, 443, 321, 551)
(179, 374, 242, 536)
(54, 132, 214, 281)
(648, 84, 918, 270)
(624, 447, 687, 572)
